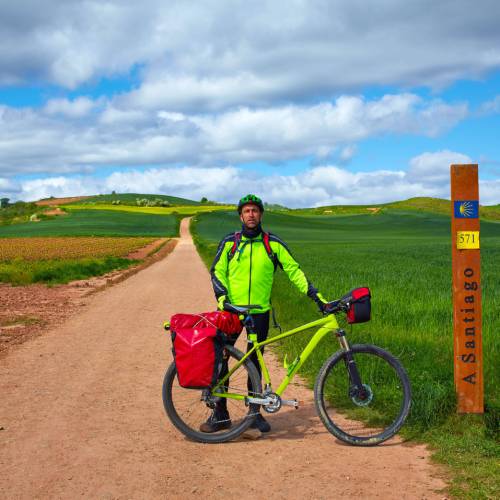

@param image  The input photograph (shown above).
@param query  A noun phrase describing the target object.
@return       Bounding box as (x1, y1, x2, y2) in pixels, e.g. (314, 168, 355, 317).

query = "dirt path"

(0, 218, 447, 499)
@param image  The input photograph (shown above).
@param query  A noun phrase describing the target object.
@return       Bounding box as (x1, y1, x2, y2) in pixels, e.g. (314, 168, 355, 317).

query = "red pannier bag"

(342, 287, 371, 324)
(170, 311, 242, 389)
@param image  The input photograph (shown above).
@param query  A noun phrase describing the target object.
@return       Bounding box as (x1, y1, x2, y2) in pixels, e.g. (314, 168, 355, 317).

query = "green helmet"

(237, 194, 264, 213)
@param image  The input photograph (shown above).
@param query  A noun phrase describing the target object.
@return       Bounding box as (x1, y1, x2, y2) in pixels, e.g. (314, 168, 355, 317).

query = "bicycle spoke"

(315, 345, 411, 445)
(162, 345, 261, 443)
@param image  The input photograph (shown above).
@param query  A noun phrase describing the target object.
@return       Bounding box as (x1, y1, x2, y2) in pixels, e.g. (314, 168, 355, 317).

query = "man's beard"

(242, 222, 263, 238)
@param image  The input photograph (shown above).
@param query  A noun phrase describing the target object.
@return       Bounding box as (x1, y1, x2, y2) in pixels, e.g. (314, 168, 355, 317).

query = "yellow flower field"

(0, 237, 155, 261)
(63, 204, 233, 215)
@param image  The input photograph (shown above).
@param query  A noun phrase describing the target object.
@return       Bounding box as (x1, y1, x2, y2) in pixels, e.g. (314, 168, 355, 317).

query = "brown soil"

(43, 208, 67, 216)
(35, 196, 92, 206)
(126, 238, 169, 260)
(0, 219, 448, 499)
(0, 239, 177, 359)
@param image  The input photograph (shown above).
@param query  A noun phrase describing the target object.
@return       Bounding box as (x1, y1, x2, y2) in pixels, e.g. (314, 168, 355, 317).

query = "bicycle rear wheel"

(314, 344, 411, 446)
(162, 345, 261, 443)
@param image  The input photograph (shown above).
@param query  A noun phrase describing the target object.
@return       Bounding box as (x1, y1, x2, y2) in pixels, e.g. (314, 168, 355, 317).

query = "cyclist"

(200, 194, 328, 434)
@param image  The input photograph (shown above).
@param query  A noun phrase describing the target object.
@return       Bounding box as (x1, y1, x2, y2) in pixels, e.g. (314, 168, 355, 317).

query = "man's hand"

(313, 292, 328, 314)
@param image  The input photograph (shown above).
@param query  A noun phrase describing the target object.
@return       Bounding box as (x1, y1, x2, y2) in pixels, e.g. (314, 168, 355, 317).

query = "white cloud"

(479, 95, 500, 114)
(479, 179, 500, 205)
(44, 97, 98, 117)
(0, 94, 468, 176)
(1, 0, 500, 106)
(407, 150, 473, 184)
(9, 152, 500, 207)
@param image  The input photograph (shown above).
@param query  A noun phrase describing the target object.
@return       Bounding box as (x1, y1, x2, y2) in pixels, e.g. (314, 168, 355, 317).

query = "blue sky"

(1, 1, 499, 207)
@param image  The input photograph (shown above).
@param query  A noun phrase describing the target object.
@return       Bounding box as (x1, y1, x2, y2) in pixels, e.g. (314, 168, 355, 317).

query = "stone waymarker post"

(450, 164, 483, 413)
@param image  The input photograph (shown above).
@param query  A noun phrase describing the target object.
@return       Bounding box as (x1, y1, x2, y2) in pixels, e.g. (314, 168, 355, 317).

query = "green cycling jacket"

(210, 230, 319, 314)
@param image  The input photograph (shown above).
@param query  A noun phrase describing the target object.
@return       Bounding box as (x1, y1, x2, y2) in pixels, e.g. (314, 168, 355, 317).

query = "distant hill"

(293, 197, 500, 220)
(36, 196, 92, 206)
(39, 193, 201, 207)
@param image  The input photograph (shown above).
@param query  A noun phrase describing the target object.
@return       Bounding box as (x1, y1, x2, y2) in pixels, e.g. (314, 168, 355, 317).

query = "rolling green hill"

(292, 196, 500, 220)
(63, 192, 201, 206)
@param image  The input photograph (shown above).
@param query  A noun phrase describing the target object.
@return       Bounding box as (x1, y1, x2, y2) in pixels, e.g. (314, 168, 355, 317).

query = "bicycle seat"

(224, 304, 262, 315)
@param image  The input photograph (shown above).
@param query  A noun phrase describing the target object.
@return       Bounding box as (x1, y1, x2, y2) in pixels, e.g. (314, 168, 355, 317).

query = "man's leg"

(246, 311, 270, 387)
(247, 311, 271, 433)
(199, 333, 239, 433)
(216, 333, 240, 411)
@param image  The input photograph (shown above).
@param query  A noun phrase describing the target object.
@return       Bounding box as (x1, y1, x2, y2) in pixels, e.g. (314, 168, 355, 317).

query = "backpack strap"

(263, 232, 282, 270)
(228, 231, 281, 269)
(228, 231, 242, 261)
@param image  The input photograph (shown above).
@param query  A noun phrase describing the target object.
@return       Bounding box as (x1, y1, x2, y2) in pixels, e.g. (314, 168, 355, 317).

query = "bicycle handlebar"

(223, 303, 262, 315)
(323, 298, 349, 315)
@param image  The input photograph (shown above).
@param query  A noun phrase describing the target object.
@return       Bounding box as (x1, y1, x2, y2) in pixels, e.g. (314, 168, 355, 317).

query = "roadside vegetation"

(192, 208, 500, 499)
(0, 256, 138, 286)
(0, 236, 161, 285)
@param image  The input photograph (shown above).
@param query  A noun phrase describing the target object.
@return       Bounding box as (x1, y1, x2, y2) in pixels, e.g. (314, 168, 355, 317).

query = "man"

(201, 194, 328, 434)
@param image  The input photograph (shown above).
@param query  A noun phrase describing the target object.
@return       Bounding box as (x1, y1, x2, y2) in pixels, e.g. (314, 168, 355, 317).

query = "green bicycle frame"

(212, 313, 341, 400)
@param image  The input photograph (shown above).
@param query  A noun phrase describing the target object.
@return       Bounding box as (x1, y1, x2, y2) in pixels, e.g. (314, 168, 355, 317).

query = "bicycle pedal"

(281, 399, 299, 409)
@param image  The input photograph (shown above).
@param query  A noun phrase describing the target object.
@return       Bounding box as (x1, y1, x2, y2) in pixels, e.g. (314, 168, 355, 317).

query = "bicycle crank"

(246, 393, 300, 413)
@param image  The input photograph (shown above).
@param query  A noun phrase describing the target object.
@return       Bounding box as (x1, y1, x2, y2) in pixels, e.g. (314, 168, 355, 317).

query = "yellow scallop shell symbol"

(459, 201, 473, 217)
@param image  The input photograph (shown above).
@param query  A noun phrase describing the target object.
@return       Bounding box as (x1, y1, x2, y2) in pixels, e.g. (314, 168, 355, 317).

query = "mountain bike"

(162, 299, 411, 446)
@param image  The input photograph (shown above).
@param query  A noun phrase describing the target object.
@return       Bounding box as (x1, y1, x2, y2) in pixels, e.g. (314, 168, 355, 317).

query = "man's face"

(240, 203, 262, 229)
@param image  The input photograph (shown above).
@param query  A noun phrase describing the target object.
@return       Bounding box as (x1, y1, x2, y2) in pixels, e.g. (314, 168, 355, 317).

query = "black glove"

(312, 292, 328, 314)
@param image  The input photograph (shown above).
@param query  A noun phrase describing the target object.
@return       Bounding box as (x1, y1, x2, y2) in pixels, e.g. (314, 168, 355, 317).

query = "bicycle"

(162, 298, 411, 446)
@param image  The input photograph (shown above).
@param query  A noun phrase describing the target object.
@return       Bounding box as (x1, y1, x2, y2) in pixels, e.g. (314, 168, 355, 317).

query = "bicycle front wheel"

(162, 345, 262, 443)
(314, 344, 411, 446)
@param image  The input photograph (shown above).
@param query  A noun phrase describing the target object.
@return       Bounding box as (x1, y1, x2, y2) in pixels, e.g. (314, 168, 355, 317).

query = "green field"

(192, 209, 500, 499)
(0, 209, 179, 237)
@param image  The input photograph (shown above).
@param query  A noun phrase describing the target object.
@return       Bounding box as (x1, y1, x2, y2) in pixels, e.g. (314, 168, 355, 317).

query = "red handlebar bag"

(342, 287, 371, 324)
(170, 312, 242, 389)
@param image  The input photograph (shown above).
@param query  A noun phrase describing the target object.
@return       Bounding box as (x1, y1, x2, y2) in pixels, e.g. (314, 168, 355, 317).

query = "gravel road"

(0, 218, 447, 499)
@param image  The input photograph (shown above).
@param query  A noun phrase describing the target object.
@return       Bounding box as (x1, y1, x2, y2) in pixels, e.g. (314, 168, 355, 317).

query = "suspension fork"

(336, 329, 364, 393)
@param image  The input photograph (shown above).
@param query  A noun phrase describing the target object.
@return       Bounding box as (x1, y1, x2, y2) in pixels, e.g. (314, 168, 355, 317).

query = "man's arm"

(210, 235, 232, 308)
(270, 235, 327, 308)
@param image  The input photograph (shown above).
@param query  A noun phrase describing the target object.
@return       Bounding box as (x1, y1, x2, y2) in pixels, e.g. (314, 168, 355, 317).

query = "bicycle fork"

(336, 329, 370, 403)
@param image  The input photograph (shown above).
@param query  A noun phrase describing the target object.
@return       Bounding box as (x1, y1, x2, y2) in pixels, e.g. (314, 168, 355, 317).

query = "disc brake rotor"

(350, 384, 373, 407)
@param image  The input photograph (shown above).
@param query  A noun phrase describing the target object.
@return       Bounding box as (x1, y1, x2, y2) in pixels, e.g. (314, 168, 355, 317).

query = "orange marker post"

(450, 164, 483, 413)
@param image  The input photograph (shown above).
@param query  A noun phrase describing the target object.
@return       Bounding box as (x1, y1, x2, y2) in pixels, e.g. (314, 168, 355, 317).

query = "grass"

(0, 256, 137, 285)
(191, 209, 500, 499)
(0, 209, 179, 237)
(0, 315, 42, 327)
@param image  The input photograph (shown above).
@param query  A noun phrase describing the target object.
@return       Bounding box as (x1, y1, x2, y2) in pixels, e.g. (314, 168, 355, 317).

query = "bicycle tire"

(314, 344, 411, 446)
(162, 345, 262, 443)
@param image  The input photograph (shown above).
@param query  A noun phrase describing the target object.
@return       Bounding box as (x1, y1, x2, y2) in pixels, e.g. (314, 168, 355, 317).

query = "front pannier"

(170, 311, 242, 389)
(342, 287, 371, 324)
